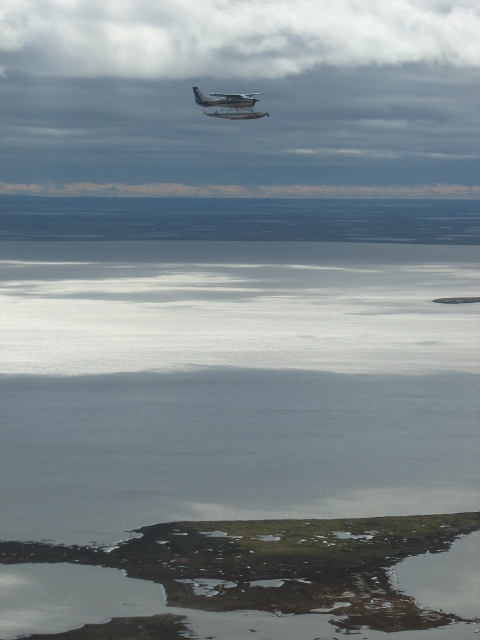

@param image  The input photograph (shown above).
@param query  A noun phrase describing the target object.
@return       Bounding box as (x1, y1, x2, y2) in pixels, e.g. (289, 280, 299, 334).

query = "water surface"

(1, 242, 478, 545)
(394, 530, 480, 619)
(0, 563, 167, 638)
(1, 557, 479, 640)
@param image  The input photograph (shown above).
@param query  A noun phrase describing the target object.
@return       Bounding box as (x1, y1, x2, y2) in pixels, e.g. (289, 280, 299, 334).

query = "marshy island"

(1, 511, 479, 639)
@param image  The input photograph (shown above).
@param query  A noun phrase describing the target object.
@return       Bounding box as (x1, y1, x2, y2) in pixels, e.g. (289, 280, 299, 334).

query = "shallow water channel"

(1, 532, 478, 640)
(0, 563, 167, 638)
(393, 529, 480, 619)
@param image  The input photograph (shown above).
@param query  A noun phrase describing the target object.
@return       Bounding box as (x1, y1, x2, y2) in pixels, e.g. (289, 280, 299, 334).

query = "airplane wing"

(210, 93, 241, 98)
(209, 92, 265, 98)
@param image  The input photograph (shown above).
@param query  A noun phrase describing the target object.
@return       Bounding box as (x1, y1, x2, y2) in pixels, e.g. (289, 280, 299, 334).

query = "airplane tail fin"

(193, 87, 209, 104)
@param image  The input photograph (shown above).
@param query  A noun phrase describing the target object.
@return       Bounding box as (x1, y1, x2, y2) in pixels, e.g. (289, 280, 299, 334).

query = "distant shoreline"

(0, 198, 478, 244)
(433, 297, 480, 303)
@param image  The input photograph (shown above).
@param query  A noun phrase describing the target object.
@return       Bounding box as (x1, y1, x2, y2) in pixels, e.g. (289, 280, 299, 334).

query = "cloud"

(1, 0, 479, 79)
(1, 181, 478, 198)
(288, 148, 402, 158)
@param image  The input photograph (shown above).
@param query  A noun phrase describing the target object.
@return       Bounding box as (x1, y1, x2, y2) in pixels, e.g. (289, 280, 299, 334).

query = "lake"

(1, 241, 478, 547)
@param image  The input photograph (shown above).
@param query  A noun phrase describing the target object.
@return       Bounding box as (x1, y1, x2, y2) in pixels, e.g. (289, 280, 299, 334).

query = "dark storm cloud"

(0, 65, 478, 187)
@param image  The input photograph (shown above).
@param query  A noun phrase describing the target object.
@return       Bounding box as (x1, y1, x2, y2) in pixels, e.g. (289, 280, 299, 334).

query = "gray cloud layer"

(1, 65, 478, 187)
(1, 0, 479, 79)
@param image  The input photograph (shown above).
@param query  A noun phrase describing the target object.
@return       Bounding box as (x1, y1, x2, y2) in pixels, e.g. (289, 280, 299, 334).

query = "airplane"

(192, 87, 269, 120)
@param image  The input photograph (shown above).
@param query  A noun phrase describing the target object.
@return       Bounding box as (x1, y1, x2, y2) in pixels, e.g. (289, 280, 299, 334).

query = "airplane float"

(192, 87, 269, 120)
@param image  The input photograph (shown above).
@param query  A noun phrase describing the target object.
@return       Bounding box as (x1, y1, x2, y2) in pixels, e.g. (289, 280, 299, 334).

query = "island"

(433, 297, 480, 303)
(1, 511, 478, 639)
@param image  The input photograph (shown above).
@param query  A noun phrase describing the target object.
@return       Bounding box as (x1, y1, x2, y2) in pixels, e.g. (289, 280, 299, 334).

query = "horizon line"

(0, 182, 479, 199)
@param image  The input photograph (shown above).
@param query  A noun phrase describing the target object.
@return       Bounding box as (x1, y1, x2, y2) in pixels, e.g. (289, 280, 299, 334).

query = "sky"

(0, 0, 479, 197)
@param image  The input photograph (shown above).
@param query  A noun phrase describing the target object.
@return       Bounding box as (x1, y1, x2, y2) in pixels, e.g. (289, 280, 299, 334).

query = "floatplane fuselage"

(192, 87, 269, 120)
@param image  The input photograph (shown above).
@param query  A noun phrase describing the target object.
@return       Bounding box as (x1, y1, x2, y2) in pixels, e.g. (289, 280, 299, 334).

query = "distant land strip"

(0, 197, 478, 244)
(433, 297, 480, 303)
(1, 182, 480, 199)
